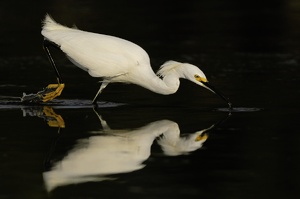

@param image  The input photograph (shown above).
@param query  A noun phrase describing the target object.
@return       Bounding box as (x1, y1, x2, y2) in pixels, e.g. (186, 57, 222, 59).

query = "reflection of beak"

(201, 81, 232, 109)
(195, 133, 208, 142)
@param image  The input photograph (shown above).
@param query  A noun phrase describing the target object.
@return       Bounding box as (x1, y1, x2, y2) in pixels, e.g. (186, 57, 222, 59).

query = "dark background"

(0, 0, 300, 199)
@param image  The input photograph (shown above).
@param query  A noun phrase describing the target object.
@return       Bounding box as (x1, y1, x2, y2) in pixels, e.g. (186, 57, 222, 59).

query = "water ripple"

(215, 107, 263, 112)
(0, 97, 126, 109)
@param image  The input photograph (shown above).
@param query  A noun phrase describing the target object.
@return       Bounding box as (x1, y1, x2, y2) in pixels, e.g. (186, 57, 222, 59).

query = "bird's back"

(41, 15, 151, 79)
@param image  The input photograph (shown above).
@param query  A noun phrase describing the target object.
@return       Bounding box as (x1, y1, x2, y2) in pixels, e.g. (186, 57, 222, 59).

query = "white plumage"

(41, 14, 230, 105)
(42, 15, 149, 79)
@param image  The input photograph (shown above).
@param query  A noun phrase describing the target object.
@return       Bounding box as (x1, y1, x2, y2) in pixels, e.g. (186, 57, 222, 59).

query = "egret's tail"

(42, 14, 74, 45)
(42, 14, 67, 31)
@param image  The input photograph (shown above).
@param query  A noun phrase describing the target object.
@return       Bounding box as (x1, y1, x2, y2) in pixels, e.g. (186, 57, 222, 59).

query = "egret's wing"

(60, 33, 131, 77)
(63, 47, 130, 78)
(43, 28, 150, 78)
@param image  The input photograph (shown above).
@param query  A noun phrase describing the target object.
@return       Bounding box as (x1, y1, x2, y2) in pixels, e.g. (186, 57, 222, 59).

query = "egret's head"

(181, 63, 208, 86)
(181, 63, 231, 107)
(157, 61, 231, 107)
(158, 61, 208, 85)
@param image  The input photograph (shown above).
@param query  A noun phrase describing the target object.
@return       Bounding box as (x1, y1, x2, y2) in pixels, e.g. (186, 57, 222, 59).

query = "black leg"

(43, 39, 63, 84)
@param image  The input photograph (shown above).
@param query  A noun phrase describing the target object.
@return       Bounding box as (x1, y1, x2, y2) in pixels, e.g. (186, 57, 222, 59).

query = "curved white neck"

(137, 72, 180, 95)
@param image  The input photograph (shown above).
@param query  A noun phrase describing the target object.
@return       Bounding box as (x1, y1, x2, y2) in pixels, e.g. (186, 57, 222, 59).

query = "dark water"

(1, 0, 300, 199)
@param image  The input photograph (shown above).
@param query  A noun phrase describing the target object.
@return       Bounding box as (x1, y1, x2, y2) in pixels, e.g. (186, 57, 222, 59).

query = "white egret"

(41, 14, 231, 107)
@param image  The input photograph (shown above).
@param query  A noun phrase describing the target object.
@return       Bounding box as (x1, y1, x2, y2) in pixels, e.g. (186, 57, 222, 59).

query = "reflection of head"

(158, 131, 208, 156)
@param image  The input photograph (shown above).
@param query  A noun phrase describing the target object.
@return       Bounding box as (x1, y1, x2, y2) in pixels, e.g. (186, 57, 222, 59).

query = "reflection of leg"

(43, 106, 65, 128)
(93, 108, 111, 130)
(92, 81, 109, 104)
(42, 107, 64, 171)
(43, 129, 62, 171)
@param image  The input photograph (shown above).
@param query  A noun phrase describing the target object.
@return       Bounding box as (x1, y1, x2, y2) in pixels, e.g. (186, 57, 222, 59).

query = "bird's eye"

(194, 74, 200, 78)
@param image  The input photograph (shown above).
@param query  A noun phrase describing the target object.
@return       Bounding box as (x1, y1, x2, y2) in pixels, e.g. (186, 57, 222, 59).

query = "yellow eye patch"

(194, 75, 207, 82)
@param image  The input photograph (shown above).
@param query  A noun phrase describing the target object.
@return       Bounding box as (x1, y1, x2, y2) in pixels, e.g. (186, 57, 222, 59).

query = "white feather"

(156, 60, 182, 78)
(41, 14, 150, 79)
(40, 15, 225, 101)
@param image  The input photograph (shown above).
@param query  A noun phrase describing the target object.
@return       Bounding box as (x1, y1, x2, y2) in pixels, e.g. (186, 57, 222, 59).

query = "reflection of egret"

(43, 112, 213, 192)
(40, 14, 231, 108)
(158, 125, 214, 156)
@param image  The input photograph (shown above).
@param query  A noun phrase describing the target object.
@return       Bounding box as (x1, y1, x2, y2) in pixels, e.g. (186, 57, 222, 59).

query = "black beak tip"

(201, 81, 232, 109)
(228, 101, 233, 110)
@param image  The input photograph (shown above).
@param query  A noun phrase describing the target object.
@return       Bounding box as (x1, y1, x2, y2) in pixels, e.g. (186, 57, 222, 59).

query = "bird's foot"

(21, 83, 65, 103)
(41, 83, 65, 102)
